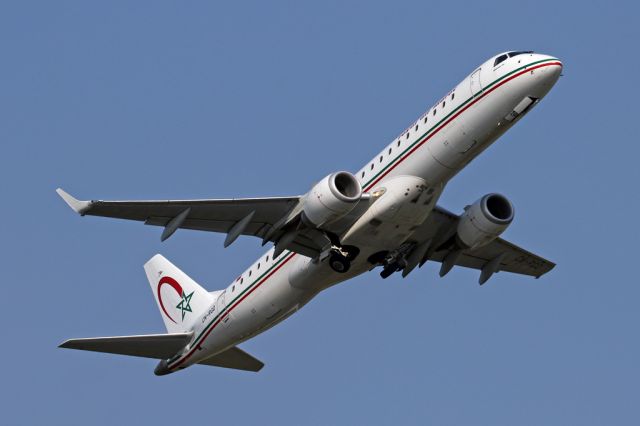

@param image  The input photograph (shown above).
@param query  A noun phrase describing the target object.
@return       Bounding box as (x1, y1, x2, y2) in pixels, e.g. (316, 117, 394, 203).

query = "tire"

(380, 263, 399, 279)
(329, 254, 351, 273)
(380, 267, 395, 279)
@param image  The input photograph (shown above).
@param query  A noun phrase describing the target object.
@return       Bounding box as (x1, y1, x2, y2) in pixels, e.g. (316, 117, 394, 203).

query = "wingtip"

(56, 188, 92, 215)
(535, 262, 556, 279)
(58, 339, 73, 349)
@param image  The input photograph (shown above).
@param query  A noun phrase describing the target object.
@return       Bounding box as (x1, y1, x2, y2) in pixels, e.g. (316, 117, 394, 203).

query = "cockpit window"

(508, 51, 533, 58)
(493, 54, 508, 67)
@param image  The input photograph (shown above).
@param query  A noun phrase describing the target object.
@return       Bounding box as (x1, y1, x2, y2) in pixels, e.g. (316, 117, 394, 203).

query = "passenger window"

(257, 263, 260, 270)
(361, 171, 365, 178)
(397, 140, 401, 147)
(442, 101, 446, 108)
(406, 132, 409, 139)
(424, 116, 428, 123)
(494, 54, 508, 67)
(433, 109, 436, 116)
(388, 148, 392, 155)
(232, 285, 235, 292)
(415, 125, 418, 131)
(249, 270, 252, 277)
(451, 93, 455, 100)
(241, 278, 244, 284)
(371, 163, 374, 170)
(266, 255, 269, 262)
(379, 156, 383, 163)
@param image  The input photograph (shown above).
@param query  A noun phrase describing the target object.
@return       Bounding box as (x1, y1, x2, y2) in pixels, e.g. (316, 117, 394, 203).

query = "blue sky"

(2, 1, 639, 424)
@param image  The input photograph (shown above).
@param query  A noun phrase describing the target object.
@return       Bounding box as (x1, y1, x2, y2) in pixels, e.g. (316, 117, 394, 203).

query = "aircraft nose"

(543, 55, 562, 79)
(529, 54, 562, 97)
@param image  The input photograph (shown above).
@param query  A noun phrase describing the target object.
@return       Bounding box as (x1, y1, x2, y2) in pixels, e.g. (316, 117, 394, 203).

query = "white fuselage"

(166, 52, 562, 372)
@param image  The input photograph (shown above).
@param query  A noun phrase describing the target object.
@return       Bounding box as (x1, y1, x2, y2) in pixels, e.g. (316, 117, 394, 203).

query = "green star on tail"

(176, 291, 194, 321)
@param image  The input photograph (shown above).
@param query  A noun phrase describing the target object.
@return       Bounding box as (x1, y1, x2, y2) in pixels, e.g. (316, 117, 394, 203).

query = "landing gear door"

(470, 68, 482, 97)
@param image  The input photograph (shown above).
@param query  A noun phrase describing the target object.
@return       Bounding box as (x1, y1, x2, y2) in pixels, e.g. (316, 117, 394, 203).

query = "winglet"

(56, 188, 92, 215)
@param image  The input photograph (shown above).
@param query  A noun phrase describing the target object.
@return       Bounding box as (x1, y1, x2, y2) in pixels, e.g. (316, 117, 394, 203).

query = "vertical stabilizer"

(144, 254, 214, 334)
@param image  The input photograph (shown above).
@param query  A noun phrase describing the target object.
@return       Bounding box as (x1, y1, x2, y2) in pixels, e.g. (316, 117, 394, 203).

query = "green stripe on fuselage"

(169, 251, 295, 367)
(361, 58, 556, 189)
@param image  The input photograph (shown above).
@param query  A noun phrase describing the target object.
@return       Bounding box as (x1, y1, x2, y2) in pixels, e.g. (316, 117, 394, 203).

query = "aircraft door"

(470, 68, 482, 97)
(217, 291, 234, 328)
(216, 290, 226, 311)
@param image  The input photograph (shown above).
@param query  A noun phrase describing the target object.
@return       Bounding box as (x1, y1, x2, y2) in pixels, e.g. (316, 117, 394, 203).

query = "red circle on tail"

(157, 276, 183, 324)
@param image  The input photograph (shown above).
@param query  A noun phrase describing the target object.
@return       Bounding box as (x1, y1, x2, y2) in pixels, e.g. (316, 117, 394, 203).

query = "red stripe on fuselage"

(363, 61, 562, 192)
(168, 252, 297, 370)
(168, 61, 562, 371)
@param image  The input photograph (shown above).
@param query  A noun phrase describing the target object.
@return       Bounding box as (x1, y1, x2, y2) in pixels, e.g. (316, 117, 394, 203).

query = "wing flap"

(144, 216, 265, 235)
(59, 332, 192, 359)
(198, 346, 264, 372)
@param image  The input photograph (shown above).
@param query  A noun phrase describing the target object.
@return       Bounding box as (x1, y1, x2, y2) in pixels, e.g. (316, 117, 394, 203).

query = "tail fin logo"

(157, 276, 194, 323)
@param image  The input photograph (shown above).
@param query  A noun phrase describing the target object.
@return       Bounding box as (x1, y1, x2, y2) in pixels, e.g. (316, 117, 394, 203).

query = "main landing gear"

(368, 243, 414, 279)
(329, 252, 350, 273)
(324, 232, 360, 274)
(379, 259, 407, 279)
(327, 245, 359, 273)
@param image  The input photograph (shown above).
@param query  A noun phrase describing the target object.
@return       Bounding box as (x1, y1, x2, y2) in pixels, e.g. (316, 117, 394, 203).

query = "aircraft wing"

(56, 188, 329, 258)
(406, 205, 555, 282)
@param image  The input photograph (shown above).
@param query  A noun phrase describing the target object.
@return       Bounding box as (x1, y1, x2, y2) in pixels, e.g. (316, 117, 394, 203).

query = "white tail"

(144, 254, 214, 334)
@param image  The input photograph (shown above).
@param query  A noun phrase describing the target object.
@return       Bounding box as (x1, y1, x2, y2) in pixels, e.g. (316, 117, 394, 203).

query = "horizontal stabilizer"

(59, 332, 192, 359)
(198, 346, 264, 372)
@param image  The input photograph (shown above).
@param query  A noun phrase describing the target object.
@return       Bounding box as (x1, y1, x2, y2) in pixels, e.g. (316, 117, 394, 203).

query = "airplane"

(57, 51, 562, 375)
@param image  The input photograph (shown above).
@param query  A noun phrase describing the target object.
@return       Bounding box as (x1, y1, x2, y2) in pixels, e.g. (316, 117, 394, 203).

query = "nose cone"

(529, 54, 562, 97)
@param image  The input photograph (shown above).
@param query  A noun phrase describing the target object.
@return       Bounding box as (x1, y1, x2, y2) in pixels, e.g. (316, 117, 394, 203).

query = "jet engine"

(302, 171, 363, 227)
(456, 193, 514, 249)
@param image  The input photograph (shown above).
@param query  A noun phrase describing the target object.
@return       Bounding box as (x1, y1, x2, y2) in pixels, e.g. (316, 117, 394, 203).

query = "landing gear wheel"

(380, 261, 403, 279)
(329, 254, 351, 273)
(380, 265, 396, 279)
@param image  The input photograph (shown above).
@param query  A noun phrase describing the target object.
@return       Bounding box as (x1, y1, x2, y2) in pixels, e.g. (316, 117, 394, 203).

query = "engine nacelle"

(302, 171, 362, 227)
(457, 193, 514, 249)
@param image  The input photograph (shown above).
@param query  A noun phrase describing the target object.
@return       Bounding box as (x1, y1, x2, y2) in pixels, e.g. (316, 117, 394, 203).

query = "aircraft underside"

(58, 51, 562, 374)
